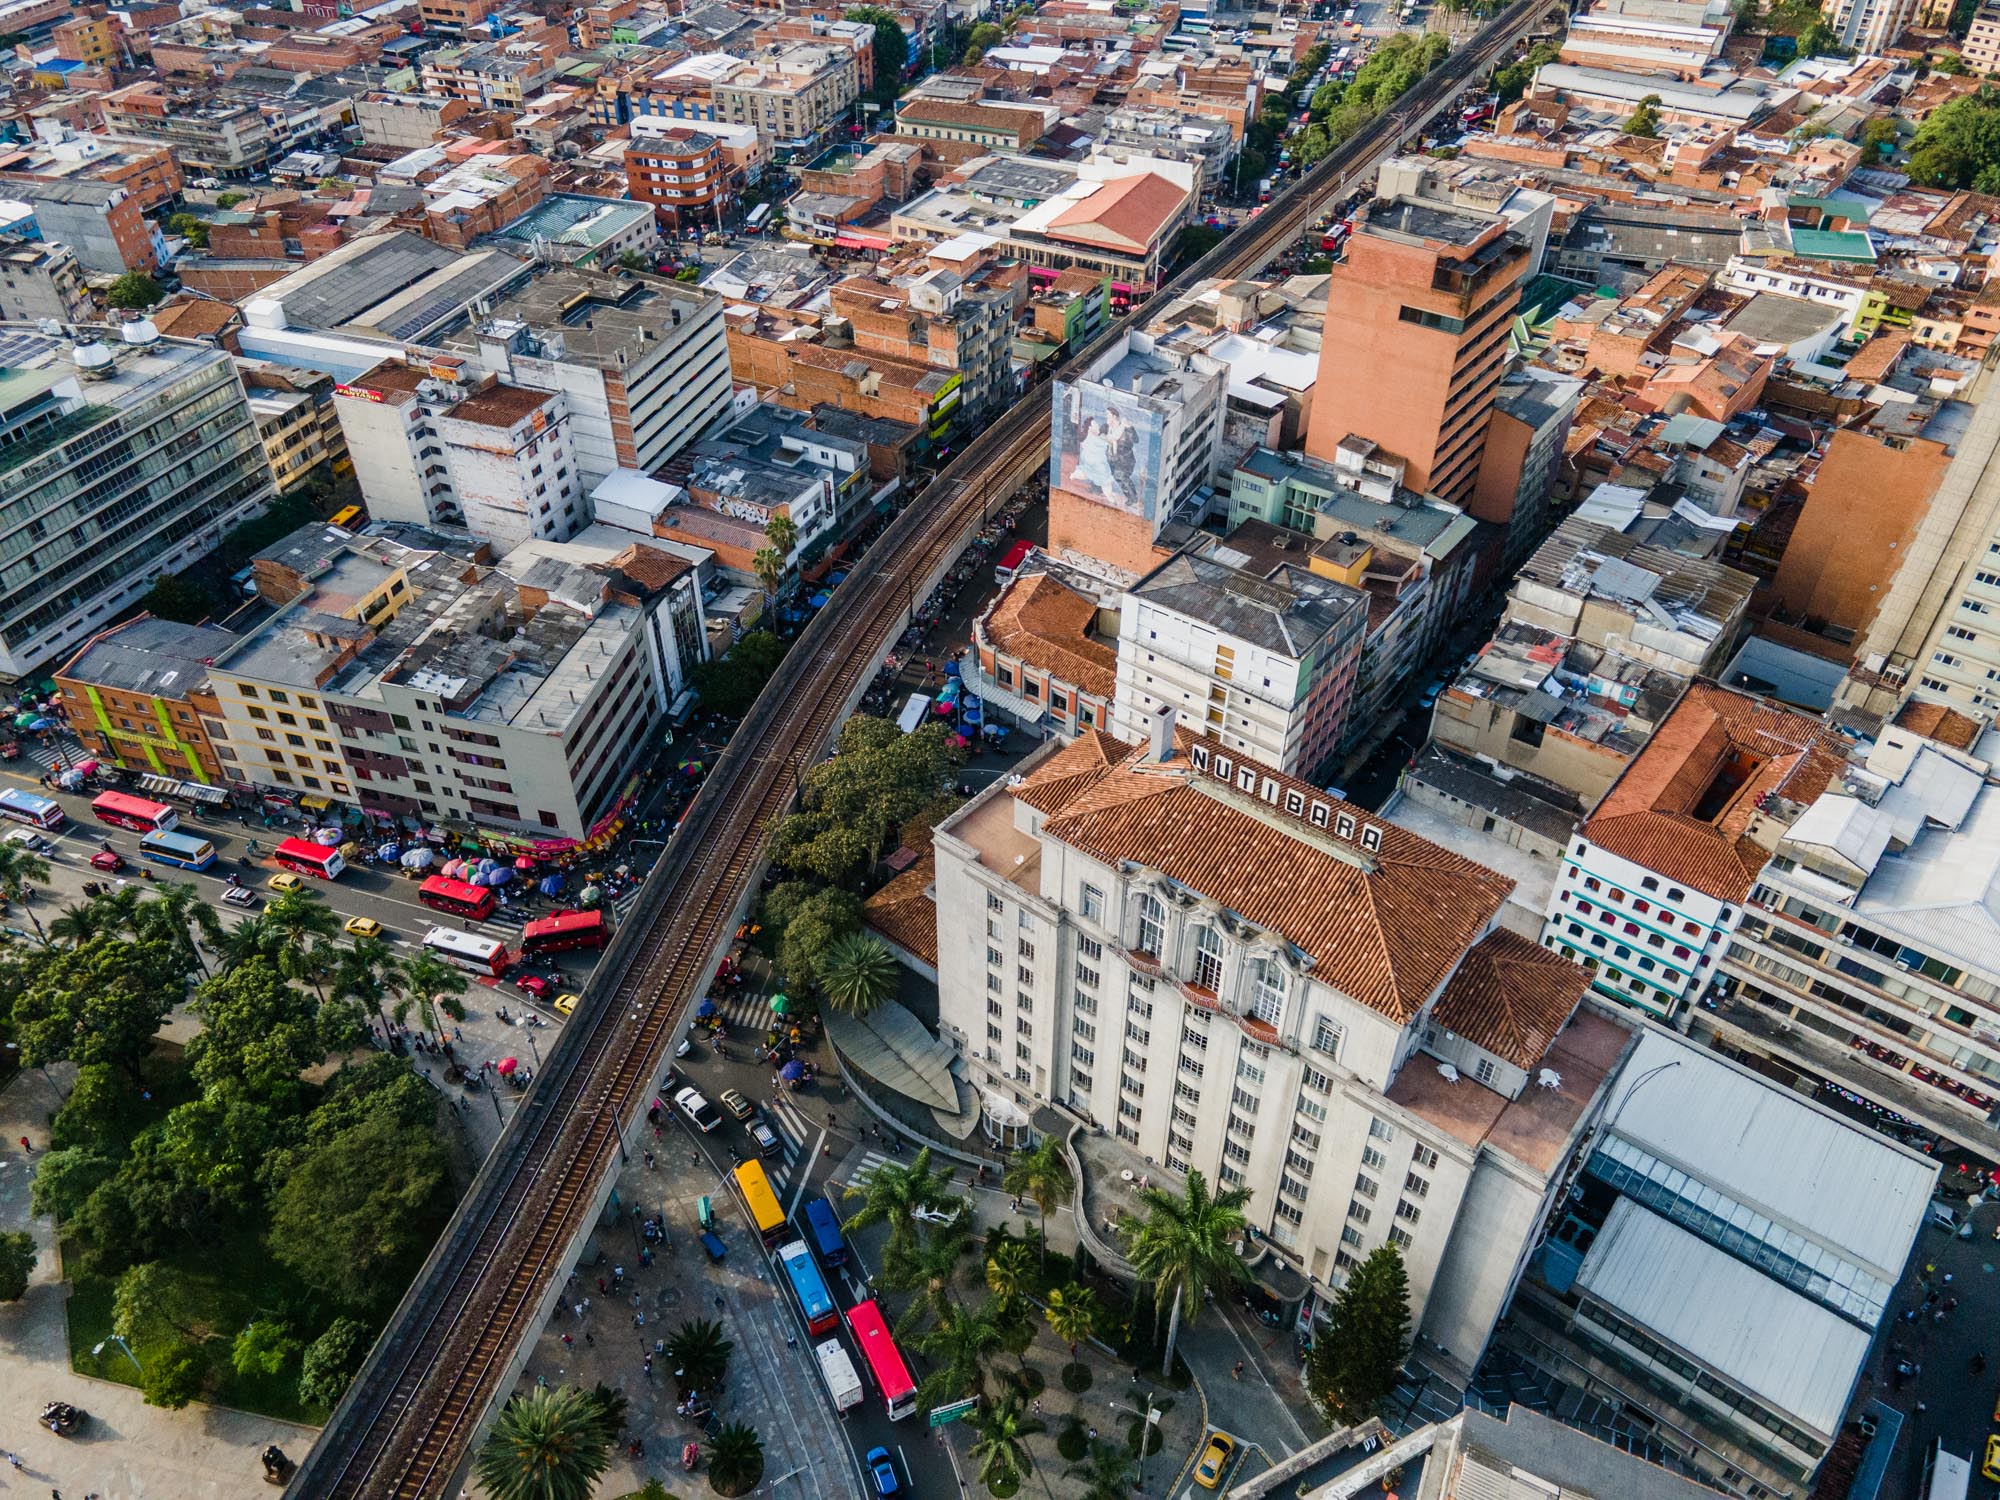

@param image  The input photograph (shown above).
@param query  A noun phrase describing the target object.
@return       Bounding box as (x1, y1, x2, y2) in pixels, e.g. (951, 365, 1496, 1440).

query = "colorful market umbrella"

(538, 874, 565, 897)
(495, 1057, 518, 1076)
(580, 884, 602, 907)
(11, 712, 34, 729)
(696, 998, 717, 1019)
(514, 856, 537, 870)
(401, 848, 434, 870)
(769, 994, 789, 1015)
(944, 660, 960, 677)
(780, 1059, 805, 1082)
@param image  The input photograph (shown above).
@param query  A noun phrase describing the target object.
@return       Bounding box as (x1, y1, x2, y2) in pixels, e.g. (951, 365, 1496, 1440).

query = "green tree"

(706, 1421, 765, 1497)
(106, 272, 164, 310)
(474, 1385, 617, 1500)
(49, 900, 118, 947)
(48, 1063, 130, 1153)
(690, 629, 786, 717)
(915, 1297, 1005, 1405)
(298, 1317, 372, 1409)
(964, 19, 1003, 59)
(663, 1317, 733, 1392)
(984, 1239, 1035, 1314)
(764, 511, 798, 559)
(0, 840, 51, 944)
(338, 934, 398, 1037)
(816, 932, 898, 1016)
(141, 1341, 208, 1409)
(1118, 1169, 1251, 1378)
(1306, 1244, 1410, 1420)
(0, 1230, 34, 1300)
(29, 1146, 116, 1222)
(138, 880, 225, 978)
(114, 1260, 221, 1347)
(1935, 47, 1969, 71)
(1796, 17, 1839, 54)
(843, 1145, 959, 1261)
(768, 885, 862, 988)
(1907, 87, 2000, 187)
(233, 1319, 300, 1378)
(139, 573, 216, 624)
(1044, 1283, 1098, 1360)
(215, 190, 248, 209)
(1492, 38, 1558, 102)
(771, 716, 956, 886)
(968, 1387, 1044, 1490)
(1002, 1137, 1074, 1269)
(166, 212, 208, 248)
(268, 1109, 452, 1310)
(886, 1219, 971, 1337)
(1624, 94, 1663, 136)
(394, 948, 468, 1042)
(846, 6, 909, 101)
(1066, 1440, 1136, 1500)
(9, 933, 181, 1082)
(187, 957, 338, 1102)
(1862, 114, 1899, 154)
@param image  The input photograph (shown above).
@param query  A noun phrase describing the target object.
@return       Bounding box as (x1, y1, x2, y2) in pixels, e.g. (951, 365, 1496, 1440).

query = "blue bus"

(776, 1239, 838, 1336)
(138, 828, 217, 871)
(805, 1199, 848, 1268)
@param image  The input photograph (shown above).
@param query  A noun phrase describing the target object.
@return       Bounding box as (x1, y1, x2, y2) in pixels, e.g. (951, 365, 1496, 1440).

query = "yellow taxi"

(1984, 1434, 2000, 1483)
(343, 916, 382, 939)
(1195, 1432, 1235, 1489)
(554, 993, 579, 1017)
(267, 873, 304, 894)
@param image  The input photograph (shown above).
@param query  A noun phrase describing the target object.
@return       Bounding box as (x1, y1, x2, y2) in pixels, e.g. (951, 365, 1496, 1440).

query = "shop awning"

(833, 231, 892, 251)
(299, 794, 332, 811)
(138, 773, 228, 806)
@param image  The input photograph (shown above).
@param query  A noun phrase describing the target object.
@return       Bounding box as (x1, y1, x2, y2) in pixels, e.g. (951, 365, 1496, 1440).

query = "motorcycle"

(682, 1441, 700, 1471)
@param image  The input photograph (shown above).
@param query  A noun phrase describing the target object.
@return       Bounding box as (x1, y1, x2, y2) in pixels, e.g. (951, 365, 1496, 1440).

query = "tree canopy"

(106, 272, 163, 310)
(846, 6, 909, 101)
(9, 934, 185, 1082)
(1624, 94, 1663, 137)
(1307, 1244, 1410, 1419)
(770, 716, 956, 885)
(690, 629, 786, 718)
(1907, 87, 2000, 190)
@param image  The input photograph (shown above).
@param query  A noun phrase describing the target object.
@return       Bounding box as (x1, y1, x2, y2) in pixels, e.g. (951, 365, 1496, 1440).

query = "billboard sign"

(1050, 377, 1168, 522)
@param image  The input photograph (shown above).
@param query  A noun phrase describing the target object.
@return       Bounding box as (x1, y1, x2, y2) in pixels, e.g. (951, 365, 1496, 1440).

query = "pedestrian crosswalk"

(759, 1093, 819, 1196)
(707, 990, 779, 1030)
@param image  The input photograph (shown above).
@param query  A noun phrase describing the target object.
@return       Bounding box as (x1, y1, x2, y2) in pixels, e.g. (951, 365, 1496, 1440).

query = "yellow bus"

(733, 1159, 786, 1245)
(329, 505, 362, 529)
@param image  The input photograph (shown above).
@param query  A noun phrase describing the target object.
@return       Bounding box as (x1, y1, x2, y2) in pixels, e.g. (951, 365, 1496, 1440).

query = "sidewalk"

(0, 1066, 320, 1500)
(1177, 1297, 1320, 1464)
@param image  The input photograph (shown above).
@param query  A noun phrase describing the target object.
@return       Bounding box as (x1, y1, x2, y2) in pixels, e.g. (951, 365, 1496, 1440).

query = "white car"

(675, 1086, 722, 1132)
(911, 1200, 965, 1227)
(3, 827, 53, 854)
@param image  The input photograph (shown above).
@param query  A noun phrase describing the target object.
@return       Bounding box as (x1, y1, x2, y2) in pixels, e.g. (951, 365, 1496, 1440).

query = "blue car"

(865, 1446, 899, 1496)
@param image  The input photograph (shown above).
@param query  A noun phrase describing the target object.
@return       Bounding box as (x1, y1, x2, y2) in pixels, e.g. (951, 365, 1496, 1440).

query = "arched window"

(1193, 925, 1224, 991)
(1249, 957, 1286, 1025)
(1136, 893, 1166, 956)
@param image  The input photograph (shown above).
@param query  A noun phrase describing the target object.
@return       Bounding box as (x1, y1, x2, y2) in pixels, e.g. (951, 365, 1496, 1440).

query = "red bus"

(273, 837, 345, 879)
(419, 875, 497, 922)
(845, 1300, 918, 1421)
(90, 790, 178, 834)
(520, 908, 608, 955)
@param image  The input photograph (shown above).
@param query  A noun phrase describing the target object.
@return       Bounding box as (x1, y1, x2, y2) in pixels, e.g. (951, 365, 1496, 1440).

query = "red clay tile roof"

(1893, 697, 1982, 751)
(984, 569, 1116, 700)
(1018, 728, 1513, 1022)
(1431, 928, 1590, 1071)
(1583, 682, 1849, 903)
(864, 847, 938, 968)
(1047, 172, 1184, 254)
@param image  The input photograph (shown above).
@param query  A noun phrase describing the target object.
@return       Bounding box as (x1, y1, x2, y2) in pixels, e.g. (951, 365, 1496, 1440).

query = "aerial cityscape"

(0, 0, 1998, 1493)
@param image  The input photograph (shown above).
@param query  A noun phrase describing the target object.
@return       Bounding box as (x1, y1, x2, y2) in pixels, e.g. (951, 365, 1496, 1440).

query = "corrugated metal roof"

(1602, 1031, 1936, 1278)
(1576, 1198, 1867, 1436)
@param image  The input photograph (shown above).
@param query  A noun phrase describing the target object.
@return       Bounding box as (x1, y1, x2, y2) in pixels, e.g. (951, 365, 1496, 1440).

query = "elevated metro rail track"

(292, 4, 1551, 1491)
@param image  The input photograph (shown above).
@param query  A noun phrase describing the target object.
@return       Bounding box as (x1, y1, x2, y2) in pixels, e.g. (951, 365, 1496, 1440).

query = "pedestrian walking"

(562, 1333, 574, 1349)
(585, 1331, 595, 1347)
(5, 1452, 19, 1469)
(1232, 1361, 1244, 1380)
(18, 1136, 29, 1153)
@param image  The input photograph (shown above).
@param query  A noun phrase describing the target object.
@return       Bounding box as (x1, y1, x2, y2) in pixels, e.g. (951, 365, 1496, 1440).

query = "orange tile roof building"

(1541, 682, 1849, 1022)
(933, 715, 1623, 1362)
(969, 562, 1117, 737)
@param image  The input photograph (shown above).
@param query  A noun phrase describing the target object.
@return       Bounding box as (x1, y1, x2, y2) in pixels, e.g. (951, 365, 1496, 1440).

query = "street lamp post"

(1109, 1394, 1159, 1492)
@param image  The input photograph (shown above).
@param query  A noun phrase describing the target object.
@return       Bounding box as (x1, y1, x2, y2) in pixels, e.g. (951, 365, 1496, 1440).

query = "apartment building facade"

(932, 718, 1621, 1371)
(0, 326, 276, 680)
(625, 126, 731, 234)
(333, 361, 582, 550)
(1306, 198, 1530, 508)
(57, 616, 236, 784)
(711, 43, 860, 156)
(1541, 683, 1850, 1022)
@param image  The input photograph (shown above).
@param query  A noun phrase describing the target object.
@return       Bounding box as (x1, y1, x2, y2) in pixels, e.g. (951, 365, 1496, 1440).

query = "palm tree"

(663, 1317, 733, 1393)
(0, 841, 52, 944)
(915, 1299, 1005, 1406)
(137, 880, 223, 977)
(817, 932, 899, 1017)
(764, 511, 798, 559)
(337, 935, 397, 1037)
(472, 1385, 615, 1500)
(842, 1146, 959, 1261)
(967, 1387, 1043, 1492)
(1044, 1282, 1100, 1361)
(1118, 1169, 1253, 1379)
(984, 1239, 1035, 1314)
(48, 900, 118, 947)
(262, 888, 340, 996)
(706, 1421, 765, 1497)
(1002, 1136, 1075, 1269)
(886, 1221, 970, 1338)
(752, 546, 785, 613)
(1065, 1440, 1136, 1500)
(395, 949, 468, 1042)
(217, 913, 273, 968)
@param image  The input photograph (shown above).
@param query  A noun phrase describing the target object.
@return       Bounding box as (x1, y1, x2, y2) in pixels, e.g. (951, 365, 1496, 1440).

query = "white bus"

(421, 925, 509, 978)
(1923, 1441, 1971, 1500)
(745, 203, 773, 233)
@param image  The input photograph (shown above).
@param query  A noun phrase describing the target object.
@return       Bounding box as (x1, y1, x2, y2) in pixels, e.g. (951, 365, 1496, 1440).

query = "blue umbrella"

(944, 660, 961, 677)
(827, 571, 848, 585)
(27, 717, 51, 731)
(487, 866, 513, 886)
(780, 1059, 805, 1082)
(539, 874, 565, 897)
(696, 998, 717, 1019)
(808, 592, 830, 608)
(962, 705, 983, 727)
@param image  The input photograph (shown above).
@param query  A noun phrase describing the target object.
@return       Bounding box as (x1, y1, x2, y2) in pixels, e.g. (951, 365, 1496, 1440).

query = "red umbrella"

(513, 856, 537, 870)
(495, 1057, 519, 1076)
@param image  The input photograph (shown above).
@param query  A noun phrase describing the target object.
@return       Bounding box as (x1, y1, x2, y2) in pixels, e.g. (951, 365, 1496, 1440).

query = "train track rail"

(292, 4, 1548, 1491)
